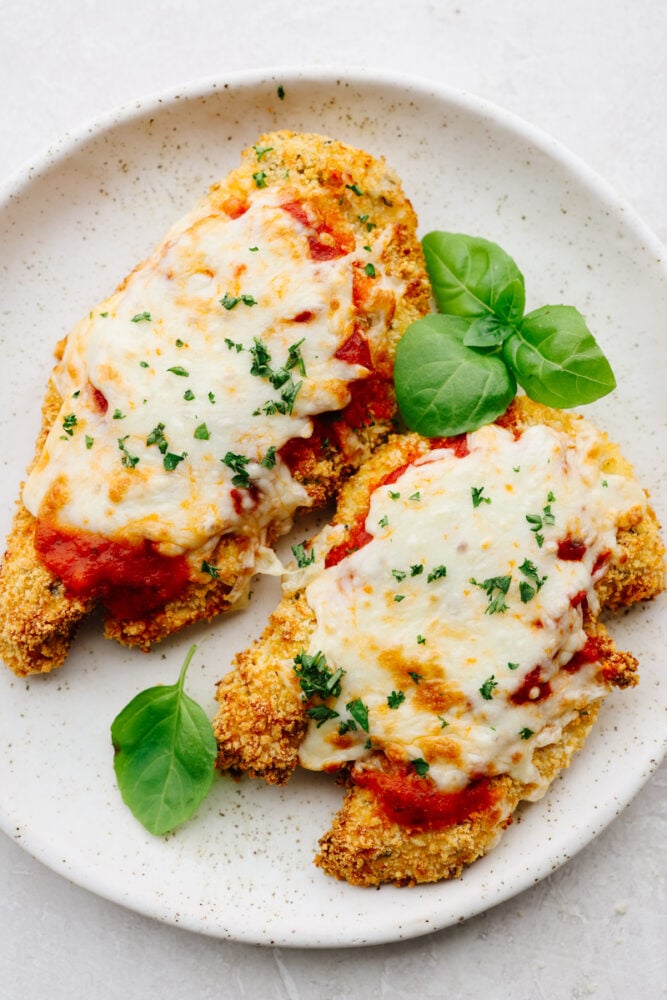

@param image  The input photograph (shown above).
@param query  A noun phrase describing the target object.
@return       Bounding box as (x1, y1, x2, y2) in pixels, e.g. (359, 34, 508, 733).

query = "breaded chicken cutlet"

(0, 131, 430, 676)
(213, 396, 665, 886)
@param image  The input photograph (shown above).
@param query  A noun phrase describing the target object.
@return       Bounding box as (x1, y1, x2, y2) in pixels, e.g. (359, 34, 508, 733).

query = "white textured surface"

(0, 1, 665, 996)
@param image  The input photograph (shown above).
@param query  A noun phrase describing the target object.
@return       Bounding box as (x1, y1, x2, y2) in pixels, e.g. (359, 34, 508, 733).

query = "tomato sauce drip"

(557, 537, 587, 561)
(34, 520, 191, 619)
(510, 665, 552, 705)
(353, 764, 498, 830)
(563, 635, 602, 673)
(280, 199, 351, 262)
(335, 327, 372, 369)
(428, 434, 470, 458)
(324, 520, 373, 568)
(342, 376, 394, 428)
(89, 383, 108, 414)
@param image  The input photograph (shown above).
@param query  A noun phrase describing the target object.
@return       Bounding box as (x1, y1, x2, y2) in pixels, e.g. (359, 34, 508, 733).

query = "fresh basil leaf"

(111, 645, 217, 836)
(422, 231, 526, 323)
(463, 315, 515, 349)
(394, 315, 516, 436)
(502, 305, 616, 407)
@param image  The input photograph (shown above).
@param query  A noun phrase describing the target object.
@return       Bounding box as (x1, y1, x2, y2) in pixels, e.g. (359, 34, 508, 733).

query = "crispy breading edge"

(212, 395, 664, 883)
(0, 130, 431, 674)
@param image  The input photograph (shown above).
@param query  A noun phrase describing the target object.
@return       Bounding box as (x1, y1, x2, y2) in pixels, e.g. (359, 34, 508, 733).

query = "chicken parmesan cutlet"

(0, 131, 430, 676)
(213, 396, 665, 886)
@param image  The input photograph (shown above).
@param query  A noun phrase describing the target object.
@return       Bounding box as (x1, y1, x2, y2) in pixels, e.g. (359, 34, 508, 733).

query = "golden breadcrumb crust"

(0, 131, 430, 676)
(213, 396, 664, 885)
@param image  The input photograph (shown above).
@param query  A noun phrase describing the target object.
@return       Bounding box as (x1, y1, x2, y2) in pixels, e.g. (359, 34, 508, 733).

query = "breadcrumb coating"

(213, 396, 664, 886)
(0, 131, 430, 675)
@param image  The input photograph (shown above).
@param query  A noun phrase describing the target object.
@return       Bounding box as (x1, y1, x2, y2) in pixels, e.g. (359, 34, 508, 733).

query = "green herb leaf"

(471, 486, 491, 508)
(201, 560, 220, 578)
(502, 305, 616, 407)
(131, 311, 152, 323)
(62, 413, 78, 436)
(421, 231, 526, 324)
(291, 542, 315, 568)
(387, 690, 405, 709)
(479, 675, 498, 700)
(293, 650, 344, 699)
(193, 423, 210, 440)
(411, 758, 430, 776)
(346, 697, 370, 732)
(470, 575, 512, 614)
(118, 436, 140, 469)
(222, 451, 251, 488)
(163, 452, 186, 472)
(167, 365, 189, 377)
(463, 314, 515, 349)
(394, 314, 516, 437)
(110, 645, 217, 836)
(306, 704, 340, 728)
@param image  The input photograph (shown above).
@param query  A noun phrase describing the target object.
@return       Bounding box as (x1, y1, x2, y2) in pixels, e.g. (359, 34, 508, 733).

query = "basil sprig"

(394, 232, 616, 436)
(111, 645, 217, 835)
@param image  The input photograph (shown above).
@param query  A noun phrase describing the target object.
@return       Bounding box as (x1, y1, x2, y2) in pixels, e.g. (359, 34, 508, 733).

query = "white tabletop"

(1, 1, 665, 996)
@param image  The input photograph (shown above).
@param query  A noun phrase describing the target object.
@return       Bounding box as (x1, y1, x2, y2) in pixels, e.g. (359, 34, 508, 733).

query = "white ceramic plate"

(0, 68, 665, 948)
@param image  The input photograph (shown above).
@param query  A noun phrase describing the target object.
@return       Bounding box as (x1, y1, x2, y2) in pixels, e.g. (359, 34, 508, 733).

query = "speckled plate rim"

(0, 66, 665, 948)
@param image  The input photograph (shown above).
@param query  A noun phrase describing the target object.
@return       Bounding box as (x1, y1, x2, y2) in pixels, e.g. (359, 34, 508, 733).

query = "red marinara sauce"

(353, 763, 498, 830)
(34, 520, 191, 619)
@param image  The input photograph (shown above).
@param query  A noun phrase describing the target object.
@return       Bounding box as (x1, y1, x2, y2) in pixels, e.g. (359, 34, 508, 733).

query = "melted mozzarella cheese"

(298, 422, 646, 792)
(23, 187, 398, 571)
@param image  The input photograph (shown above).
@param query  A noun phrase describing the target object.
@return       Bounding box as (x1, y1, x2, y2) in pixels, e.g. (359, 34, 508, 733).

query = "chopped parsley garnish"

(408, 671, 423, 684)
(293, 650, 344, 700)
(291, 542, 315, 568)
(518, 558, 547, 603)
(358, 214, 377, 232)
(306, 705, 339, 728)
(437, 715, 449, 728)
(345, 183, 364, 196)
(392, 569, 407, 582)
(388, 490, 400, 500)
(252, 170, 267, 188)
(167, 365, 189, 377)
(387, 690, 405, 709)
(410, 564, 424, 577)
(146, 422, 168, 454)
(221, 292, 257, 310)
(118, 436, 139, 469)
(507, 661, 520, 670)
(85, 435, 94, 450)
(519, 728, 534, 740)
(345, 698, 369, 732)
(224, 338, 244, 352)
(364, 262, 376, 278)
(139, 360, 150, 368)
(416, 634, 426, 645)
(427, 564, 447, 582)
(175, 338, 184, 348)
(62, 413, 77, 436)
(253, 145, 273, 160)
(183, 389, 195, 401)
(286, 338, 306, 376)
(378, 514, 389, 528)
(208, 391, 216, 404)
(471, 486, 491, 508)
(260, 446, 277, 469)
(201, 560, 220, 579)
(277, 85, 285, 100)
(338, 719, 357, 735)
(249, 337, 273, 378)
(112, 408, 125, 420)
(411, 758, 430, 777)
(479, 675, 498, 700)
(163, 452, 186, 472)
(470, 575, 512, 614)
(131, 311, 151, 323)
(409, 491, 421, 501)
(222, 451, 251, 488)
(394, 594, 406, 602)
(193, 423, 210, 440)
